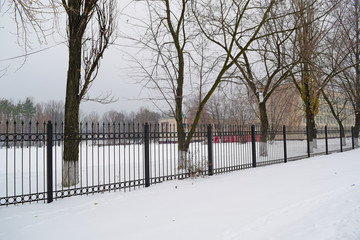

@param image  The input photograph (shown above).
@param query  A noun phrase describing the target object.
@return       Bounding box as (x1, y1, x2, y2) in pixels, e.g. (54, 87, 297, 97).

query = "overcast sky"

(0, 1, 160, 115)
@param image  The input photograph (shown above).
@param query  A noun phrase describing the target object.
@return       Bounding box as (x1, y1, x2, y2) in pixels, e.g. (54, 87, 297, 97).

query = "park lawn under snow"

(1, 149, 360, 240)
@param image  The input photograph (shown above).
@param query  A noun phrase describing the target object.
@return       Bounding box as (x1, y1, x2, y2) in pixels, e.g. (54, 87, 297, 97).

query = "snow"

(0, 136, 352, 200)
(1, 149, 360, 240)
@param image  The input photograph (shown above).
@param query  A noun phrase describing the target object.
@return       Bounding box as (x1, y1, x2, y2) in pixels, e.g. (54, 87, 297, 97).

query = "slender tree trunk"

(164, 0, 188, 169)
(354, 113, 360, 147)
(354, 0, 360, 147)
(259, 102, 269, 156)
(337, 121, 346, 146)
(355, 37, 360, 147)
(353, 75, 360, 147)
(321, 89, 346, 146)
(175, 54, 187, 169)
(175, 51, 187, 169)
(176, 117, 188, 169)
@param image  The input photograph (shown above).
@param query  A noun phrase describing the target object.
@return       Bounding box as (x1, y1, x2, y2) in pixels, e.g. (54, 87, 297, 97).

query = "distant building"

(159, 117, 179, 132)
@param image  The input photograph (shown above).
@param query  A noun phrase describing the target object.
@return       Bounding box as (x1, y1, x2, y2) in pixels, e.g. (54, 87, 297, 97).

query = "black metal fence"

(0, 121, 358, 206)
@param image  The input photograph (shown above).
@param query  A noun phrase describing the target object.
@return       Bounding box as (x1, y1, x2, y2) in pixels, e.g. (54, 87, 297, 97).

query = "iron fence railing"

(0, 121, 358, 206)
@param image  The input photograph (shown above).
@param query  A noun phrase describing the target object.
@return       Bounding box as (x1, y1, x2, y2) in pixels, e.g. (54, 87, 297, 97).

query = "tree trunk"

(351, 116, 359, 150)
(259, 102, 269, 157)
(174, 62, 188, 169)
(306, 115, 317, 153)
(303, 82, 317, 153)
(62, 1, 86, 187)
(63, 102, 80, 187)
(355, 0, 360, 147)
(63, 36, 82, 187)
(337, 121, 346, 146)
(176, 119, 188, 169)
(355, 49, 360, 147)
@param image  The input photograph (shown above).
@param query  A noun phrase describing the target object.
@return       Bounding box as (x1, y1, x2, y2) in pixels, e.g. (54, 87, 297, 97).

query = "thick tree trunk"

(305, 112, 317, 153)
(62, 1, 86, 187)
(63, 37, 82, 187)
(302, 69, 317, 153)
(259, 102, 269, 157)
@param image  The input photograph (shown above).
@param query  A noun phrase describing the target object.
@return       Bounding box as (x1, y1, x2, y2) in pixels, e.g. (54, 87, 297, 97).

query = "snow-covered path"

(1, 149, 360, 240)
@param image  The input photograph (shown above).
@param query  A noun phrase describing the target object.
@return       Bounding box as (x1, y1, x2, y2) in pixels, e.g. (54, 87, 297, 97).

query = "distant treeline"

(0, 98, 161, 124)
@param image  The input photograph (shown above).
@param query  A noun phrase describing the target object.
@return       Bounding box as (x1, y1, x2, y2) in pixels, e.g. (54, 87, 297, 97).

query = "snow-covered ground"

(1, 149, 359, 240)
(0, 137, 351, 200)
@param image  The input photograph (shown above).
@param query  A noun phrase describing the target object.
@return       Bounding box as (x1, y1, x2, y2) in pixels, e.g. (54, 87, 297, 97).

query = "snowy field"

(1, 149, 359, 240)
(0, 136, 354, 203)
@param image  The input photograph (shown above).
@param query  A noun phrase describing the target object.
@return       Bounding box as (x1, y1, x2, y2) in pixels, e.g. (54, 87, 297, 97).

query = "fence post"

(306, 126, 310, 158)
(325, 125, 328, 155)
(340, 125, 343, 152)
(283, 125, 287, 163)
(207, 124, 213, 176)
(144, 123, 150, 187)
(351, 126, 355, 149)
(46, 121, 53, 204)
(251, 125, 256, 168)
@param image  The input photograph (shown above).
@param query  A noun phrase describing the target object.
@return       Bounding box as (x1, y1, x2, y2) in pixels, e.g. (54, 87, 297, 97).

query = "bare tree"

(134, 107, 161, 123)
(224, 0, 298, 156)
(101, 110, 126, 123)
(130, 0, 212, 167)
(0, 1, 59, 78)
(185, 94, 212, 126)
(82, 111, 100, 123)
(316, 2, 360, 146)
(43, 100, 64, 124)
(1, 1, 117, 186)
(61, 0, 117, 187)
(262, 82, 303, 140)
(208, 93, 229, 130)
(132, 0, 279, 167)
(0, 0, 55, 52)
(208, 86, 256, 130)
(321, 83, 352, 146)
(333, 0, 360, 146)
(289, 0, 344, 152)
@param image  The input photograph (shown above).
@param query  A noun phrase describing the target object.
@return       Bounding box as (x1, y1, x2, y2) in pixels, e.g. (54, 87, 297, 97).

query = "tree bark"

(175, 46, 186, 167)
(163, 0, 188, 169)
(62, 0, 87, 187)
(355, 0, 360, 145)
(354, 113, 360, 147)
(303, 73, 317, 152)
(63, 37, 82, 187)
(259, 101, 269, 156)
(339, 123, 346, 146)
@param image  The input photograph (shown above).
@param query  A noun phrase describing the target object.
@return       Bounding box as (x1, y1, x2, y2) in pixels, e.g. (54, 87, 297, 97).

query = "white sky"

(0, 1, 159, 115)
